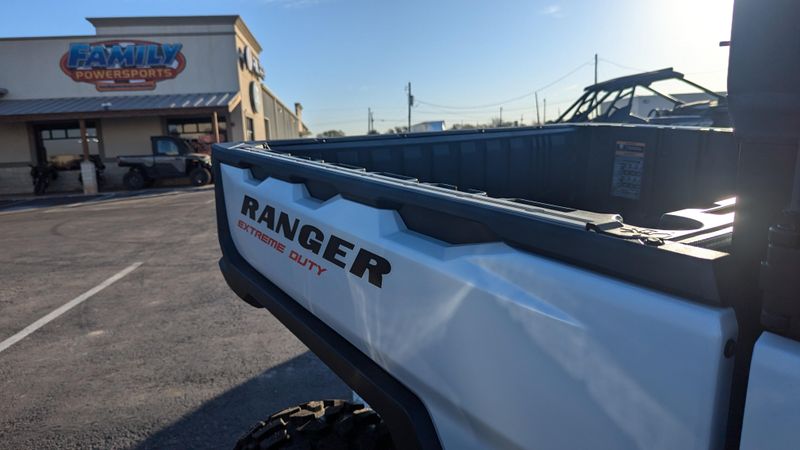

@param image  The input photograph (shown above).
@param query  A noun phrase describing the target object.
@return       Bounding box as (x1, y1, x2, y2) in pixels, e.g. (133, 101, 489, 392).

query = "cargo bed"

(213, 123, 739, 449)
(216, 123, 737, 304)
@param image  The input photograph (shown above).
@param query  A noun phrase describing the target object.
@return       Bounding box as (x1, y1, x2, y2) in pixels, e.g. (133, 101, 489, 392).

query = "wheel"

(123, 170, 146, 190)
(189, 167, 212, 186)
(34, 178, 47, 195)
(234, 400, 394, 450)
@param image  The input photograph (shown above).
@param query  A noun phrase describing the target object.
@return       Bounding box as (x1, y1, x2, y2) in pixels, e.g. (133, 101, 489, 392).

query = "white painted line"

(0, 262, 143, 355)
(204, 199, 215, 204)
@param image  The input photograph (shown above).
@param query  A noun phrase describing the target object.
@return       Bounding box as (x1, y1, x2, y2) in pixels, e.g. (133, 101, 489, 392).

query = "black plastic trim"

(214, 143, 730, 306)
(213, 161, 442, 450)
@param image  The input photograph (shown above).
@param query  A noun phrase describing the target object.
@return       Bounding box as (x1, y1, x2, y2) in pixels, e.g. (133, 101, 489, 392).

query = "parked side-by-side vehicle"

(117, 136, 213, 189)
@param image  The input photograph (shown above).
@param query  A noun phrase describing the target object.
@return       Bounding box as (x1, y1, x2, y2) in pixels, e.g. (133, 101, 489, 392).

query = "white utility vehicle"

(214, 1, 800, 448)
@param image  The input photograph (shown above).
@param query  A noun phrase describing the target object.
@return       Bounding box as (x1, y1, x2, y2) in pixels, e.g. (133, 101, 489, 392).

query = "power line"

(534, 61, 593, 93)
(416, 98, 575, 118)
(310, 105, 406, 112)
(598, 57, 651, 73)
(417, 91, 535, 110)
(415, 59, 593, 110)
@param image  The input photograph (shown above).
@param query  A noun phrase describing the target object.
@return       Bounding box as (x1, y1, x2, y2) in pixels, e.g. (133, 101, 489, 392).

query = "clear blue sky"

(2, 0, 733, 135)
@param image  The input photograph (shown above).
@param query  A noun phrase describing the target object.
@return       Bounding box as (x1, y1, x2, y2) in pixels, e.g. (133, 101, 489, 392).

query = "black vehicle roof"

(586, 67, 684, 92)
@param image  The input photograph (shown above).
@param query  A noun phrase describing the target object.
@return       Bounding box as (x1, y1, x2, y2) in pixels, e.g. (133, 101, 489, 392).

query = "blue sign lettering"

(107, 45, 135, 67)
(66, 43, 90, 69)
(64, 41, 184, 69)
(60, 40, 187, 92)
(161, 43, 183, 66)
(85, 46, 107, 67)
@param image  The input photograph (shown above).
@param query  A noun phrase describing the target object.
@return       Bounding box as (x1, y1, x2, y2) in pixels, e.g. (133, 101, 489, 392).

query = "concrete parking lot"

(0, 188, 349, 449)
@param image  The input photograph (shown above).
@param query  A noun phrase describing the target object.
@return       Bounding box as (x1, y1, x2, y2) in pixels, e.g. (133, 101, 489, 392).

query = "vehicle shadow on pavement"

(133, 351, 350, 450)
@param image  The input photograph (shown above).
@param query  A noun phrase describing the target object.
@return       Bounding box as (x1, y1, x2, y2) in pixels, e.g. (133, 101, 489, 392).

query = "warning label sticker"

(611, 141, 645, 200)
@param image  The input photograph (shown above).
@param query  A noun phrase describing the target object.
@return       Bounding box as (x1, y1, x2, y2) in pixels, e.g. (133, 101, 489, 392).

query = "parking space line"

(0, 262, 143, 355)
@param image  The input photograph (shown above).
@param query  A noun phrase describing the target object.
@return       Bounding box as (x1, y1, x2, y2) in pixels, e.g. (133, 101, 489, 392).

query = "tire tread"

(234, 400, 394, 450)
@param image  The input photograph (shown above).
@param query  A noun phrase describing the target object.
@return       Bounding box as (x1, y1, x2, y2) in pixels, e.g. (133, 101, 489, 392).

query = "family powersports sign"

(59, 40, 186, 91)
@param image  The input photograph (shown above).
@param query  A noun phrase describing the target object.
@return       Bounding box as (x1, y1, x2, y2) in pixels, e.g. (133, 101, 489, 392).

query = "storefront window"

(36, 122, 100, 169)
(166, 116, 227, 154)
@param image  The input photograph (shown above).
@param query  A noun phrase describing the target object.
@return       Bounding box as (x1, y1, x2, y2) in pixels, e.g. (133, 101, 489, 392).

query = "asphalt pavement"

(0, 188, 350, 449)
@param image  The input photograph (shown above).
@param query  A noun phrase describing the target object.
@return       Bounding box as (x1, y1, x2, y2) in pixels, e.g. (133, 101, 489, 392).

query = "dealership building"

(0, 15, 308, 194)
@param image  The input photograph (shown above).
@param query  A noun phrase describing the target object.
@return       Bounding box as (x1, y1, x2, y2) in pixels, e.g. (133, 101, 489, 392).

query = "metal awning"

(0, 91, 240, 121)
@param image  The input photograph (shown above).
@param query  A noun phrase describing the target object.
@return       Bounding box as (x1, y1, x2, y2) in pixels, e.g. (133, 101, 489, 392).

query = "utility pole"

(594, 53, 598, 84)
(499, 106, 503, 125)
(406, 82, 413, 132)
(535, 92, 541, 125)
(368, 107, 372, 134)
(543, 98, 547, 123)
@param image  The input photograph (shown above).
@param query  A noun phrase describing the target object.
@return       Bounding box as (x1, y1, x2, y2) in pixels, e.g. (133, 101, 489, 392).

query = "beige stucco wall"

(0, 123, 31, 163)
(94, 22, 234, 37)
(261, 87, 302, 140)
(101, 117, 162, 158)
(0, 33, 239, 100)
(0, 167, 33, 194)
(233, 32, 268, 142)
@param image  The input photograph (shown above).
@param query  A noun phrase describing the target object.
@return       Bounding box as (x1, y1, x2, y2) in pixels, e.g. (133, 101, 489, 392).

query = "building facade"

(0, 15, 308, 194)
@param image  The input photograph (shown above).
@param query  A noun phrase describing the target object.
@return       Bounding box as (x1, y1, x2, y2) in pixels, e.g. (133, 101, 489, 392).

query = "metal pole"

(499, 107, 503, 125)
(543, 98, 547, 123)
(79, 118, 97, 194)
(79, 119, 90, 161)
(407, 82, 412, 132)
(368, 107, 371, 133)
(594, 53, 598, 84)
(535, 92, 541, 125)
(212, 111, 221, 143)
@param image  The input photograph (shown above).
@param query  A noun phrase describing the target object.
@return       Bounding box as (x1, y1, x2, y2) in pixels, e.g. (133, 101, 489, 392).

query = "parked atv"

(29, 163, 57, 195)
(555, 67, 730, 127)
(117, 136, 213, 190)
